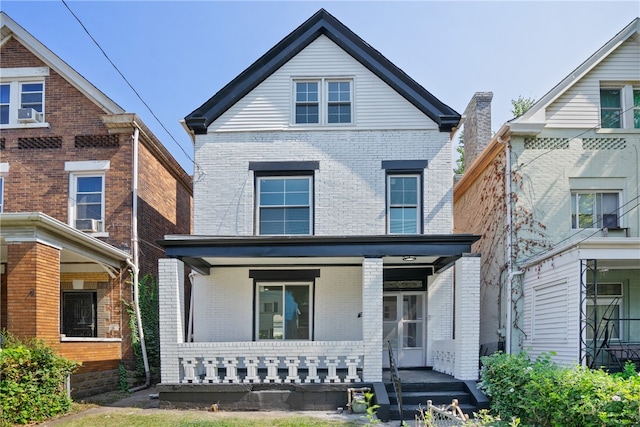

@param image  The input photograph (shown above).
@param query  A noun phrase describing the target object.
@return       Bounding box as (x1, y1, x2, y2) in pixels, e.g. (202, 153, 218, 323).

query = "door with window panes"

(383, 292, 425, 367)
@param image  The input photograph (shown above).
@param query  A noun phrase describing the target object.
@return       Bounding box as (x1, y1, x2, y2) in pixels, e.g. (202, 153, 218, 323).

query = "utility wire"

(520, 195, 640, 265)
(60, 0, 200, 173)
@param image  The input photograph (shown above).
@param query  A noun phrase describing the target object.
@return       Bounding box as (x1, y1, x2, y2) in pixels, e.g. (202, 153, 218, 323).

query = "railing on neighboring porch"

(174, 341, 364, 384)
(600, 318, 640, 372)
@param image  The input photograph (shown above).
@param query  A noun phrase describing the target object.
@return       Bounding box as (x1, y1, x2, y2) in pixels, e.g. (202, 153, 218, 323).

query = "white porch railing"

(432, 339, 455, 376)
(174, 340, 364, 384)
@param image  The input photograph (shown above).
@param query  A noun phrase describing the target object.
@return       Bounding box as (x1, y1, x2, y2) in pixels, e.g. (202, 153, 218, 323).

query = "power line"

(60, 0, 199, 173)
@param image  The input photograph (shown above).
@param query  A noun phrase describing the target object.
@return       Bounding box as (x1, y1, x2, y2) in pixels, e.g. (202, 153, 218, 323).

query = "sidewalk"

(39, 385, 376, 426)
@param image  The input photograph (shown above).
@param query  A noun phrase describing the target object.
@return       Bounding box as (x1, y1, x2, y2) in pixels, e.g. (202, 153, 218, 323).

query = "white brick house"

(455, 18, 640, 370)
(158, 9, 481, 396)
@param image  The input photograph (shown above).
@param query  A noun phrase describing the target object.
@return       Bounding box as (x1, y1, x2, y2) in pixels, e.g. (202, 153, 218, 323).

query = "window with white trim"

(294, 78, 352, 125)
(571, 191, 620, 229)
(257, 283, 311, 340)
(586, 283, 623, 341)
(257, 176, 312, 235)
(599, 84, 640, 129)
(387, 174, 421, 234)
(71, 173, 105, 233)
(0, 81, 45, 125)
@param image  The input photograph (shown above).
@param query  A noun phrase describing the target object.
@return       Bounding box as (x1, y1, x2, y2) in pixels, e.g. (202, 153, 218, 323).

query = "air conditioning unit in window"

(17, 108, 43, 123)
(76, 219, 102, 233)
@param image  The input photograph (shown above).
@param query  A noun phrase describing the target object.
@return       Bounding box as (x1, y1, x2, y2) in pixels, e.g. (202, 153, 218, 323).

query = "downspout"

(500, 135, 523, 354)
(186, 272, 195, 342)
(127, 127, 151, 392)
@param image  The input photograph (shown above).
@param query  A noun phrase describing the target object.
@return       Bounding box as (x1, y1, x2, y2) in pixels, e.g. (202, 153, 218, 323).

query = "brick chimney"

(462, 92, 493, 168)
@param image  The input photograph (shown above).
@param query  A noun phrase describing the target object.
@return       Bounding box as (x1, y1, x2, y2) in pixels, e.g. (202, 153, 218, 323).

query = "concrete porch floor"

(382, 368, 464, 384)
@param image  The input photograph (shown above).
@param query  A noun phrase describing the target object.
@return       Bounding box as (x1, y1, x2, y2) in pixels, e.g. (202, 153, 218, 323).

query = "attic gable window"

(599, 84, 640, 129)
(293, 78, 352, 125)
(0, 67, 49, 128)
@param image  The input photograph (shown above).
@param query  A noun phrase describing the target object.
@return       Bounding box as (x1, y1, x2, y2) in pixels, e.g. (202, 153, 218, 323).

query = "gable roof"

(0, 11, 124, 114)
(184, 8, 460, 134)
(511, 17, 640, 128)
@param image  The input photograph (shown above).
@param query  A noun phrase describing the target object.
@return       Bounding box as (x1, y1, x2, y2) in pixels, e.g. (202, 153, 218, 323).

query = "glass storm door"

(383, 292, 425, 367)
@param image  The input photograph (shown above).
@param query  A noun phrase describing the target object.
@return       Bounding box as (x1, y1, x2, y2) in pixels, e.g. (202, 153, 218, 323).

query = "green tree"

(511, 95, 536, 118)
(454, 131, 464, 175)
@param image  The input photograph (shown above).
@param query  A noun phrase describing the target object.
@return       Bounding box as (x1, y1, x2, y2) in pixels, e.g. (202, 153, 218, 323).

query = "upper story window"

(600, 84, 640, 129)
(388, 174, 421, 234)
(293, 78, 352, 125)
(0, 67, 48, 127)
(571, 191, 619, 229)
(65, 160, 110, 235)
(257, 176, 312, 235)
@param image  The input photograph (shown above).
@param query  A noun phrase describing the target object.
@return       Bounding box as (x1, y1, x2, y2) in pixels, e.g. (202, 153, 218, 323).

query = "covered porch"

(157, 234, 481, 390)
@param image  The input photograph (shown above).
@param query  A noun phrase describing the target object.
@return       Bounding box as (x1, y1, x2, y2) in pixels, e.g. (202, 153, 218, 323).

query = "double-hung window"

(388, 174, 421, 234)
(66, 161, 109, 234)
(0, 67, 48, 127)
(571, 191, 619, 229)
(257, 283, 311, 340)
(257, 176, 312, 235)
(600, 84, 640, 129)
(294, 79, 352, 125)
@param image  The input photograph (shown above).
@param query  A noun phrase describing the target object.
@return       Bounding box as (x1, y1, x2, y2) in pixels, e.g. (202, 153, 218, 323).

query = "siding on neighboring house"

(521, 250, 582, 365)
(545, 38, 640, 127)
(208, 36, 437, 132)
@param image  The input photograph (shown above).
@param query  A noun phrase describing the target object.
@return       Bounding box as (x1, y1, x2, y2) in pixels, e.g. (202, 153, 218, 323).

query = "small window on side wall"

(571, 191, 619, 229)
(599, 84, 640, 129)
(72, 174, 105, 233)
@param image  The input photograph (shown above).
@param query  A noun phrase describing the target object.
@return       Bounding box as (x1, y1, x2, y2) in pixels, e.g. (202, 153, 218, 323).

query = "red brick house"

(0, 12, 192, 397)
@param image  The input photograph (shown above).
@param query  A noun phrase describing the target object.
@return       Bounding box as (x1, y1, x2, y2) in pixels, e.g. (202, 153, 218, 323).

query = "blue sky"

(2, 1, 639, 174)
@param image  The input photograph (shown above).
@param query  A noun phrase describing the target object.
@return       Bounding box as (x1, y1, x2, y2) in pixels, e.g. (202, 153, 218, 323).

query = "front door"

(383, 292, 425, 367)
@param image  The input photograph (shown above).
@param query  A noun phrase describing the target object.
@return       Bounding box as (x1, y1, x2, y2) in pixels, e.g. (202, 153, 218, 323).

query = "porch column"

(6, 241, 61, 347)
(454, 253, 481, 380)
(158, 258, 185, 383)
(362, 257, 383, 382)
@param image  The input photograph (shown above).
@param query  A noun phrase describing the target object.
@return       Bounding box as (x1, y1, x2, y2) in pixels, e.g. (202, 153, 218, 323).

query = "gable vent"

(524, 137, 569, 150)
(582, 138, 626, 150)
(75, 135, 119, 148)
(18, 137, 62, 149)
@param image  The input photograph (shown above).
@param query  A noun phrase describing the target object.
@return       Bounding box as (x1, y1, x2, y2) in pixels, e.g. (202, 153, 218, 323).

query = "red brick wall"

(6, 242, 60, 347)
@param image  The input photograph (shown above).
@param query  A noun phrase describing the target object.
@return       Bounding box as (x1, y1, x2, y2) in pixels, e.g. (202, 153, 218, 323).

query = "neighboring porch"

(158, 234, 482, 399)
(0, 212, 130, 397)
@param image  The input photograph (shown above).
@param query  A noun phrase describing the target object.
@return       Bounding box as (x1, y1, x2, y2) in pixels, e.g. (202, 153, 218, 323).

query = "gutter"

(127, 127, 151, 392)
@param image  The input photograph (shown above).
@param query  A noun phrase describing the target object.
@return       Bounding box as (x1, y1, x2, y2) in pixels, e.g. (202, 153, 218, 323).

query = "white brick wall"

(362, 258, 383, 382)
(454, 254, 481, 380)
(159, 258, 185, 383)
(426, 269, 454, 366)
(193, 129, 452, 236)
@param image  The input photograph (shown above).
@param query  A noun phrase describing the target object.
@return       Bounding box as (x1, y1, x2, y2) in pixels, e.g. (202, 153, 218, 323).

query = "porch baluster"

(324, 356, 341, 383)
(203, 357, 220, 383)
(222, 357, 240, 383)
(284, 356, 301, 383)
(344, 355, 361, 382)
(264, 356, 282, 383)
(243, 357, 261, 383)
(304, 356, 321, 383)
(181, 358, 200, 383)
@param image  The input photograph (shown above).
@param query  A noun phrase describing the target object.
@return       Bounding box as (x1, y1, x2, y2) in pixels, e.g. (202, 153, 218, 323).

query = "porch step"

(384, 380, 488, 421)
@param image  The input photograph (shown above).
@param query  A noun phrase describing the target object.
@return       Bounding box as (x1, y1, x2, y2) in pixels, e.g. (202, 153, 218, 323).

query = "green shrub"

(0, 332, 78, 425)
(478, 351, 640, 427)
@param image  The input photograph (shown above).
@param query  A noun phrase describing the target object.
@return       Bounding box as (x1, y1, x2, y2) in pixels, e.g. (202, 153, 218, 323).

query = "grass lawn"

(48, 412, 362, 427)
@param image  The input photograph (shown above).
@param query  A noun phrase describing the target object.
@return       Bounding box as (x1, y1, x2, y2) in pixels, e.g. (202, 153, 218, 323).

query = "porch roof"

(158, 234, 480, 275)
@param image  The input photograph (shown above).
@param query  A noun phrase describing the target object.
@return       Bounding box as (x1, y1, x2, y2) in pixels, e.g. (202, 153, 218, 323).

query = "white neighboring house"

(455, 18, 640, 370)
(158, 9, 481, 394)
